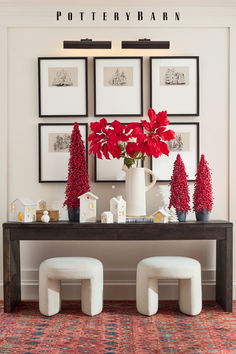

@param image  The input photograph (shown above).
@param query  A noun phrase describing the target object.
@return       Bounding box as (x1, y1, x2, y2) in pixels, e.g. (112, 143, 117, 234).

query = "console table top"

(2, 220, 233, 229)
(2, 220, 232, 241)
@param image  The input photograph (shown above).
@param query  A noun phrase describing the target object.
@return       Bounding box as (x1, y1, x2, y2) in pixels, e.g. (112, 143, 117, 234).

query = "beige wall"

(0, 6, 235, 299)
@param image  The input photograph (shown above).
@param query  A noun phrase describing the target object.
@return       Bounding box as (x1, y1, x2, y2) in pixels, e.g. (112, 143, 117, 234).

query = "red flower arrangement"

(193, 154, 213, 212)
(169, 154, 190, 212)
(88, 108, 175, 168)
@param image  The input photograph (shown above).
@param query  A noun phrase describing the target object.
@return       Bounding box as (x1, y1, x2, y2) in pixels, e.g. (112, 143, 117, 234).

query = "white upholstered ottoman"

(136, 256, 202, 316)
(39, 257, 103, 317)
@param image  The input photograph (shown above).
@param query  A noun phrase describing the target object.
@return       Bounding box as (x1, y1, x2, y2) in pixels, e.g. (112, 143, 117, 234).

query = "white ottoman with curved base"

(39, 257, 103, 317)
(136, 256, 202, 316)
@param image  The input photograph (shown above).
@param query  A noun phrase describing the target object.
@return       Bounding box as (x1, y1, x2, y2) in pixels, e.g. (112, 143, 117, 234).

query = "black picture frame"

(150, 122, 200, 182)
(150, 56, 199, 116)
(39, 123, 88, 183)
(38, 57, 88, 117)
(94, 56, 143, 117)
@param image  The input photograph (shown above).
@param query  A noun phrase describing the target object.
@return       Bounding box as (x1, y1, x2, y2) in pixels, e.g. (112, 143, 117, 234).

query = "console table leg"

(216, 228, 233, 312)
(3, 229, 21, 312)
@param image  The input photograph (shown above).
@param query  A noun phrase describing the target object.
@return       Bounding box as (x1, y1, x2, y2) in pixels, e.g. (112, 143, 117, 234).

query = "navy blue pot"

(176, 210, 187, 222)
(68, 207, 80, 222)
(196, 209, 210, 221)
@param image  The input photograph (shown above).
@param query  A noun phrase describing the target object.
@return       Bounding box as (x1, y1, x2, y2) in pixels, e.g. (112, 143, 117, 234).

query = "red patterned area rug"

(0, 301, 236, 353)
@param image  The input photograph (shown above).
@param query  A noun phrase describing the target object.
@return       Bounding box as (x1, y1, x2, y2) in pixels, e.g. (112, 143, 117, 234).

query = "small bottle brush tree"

(193, 154, 213, 218)
(169, 154, 190, 220)
(64, 123, 90, 217)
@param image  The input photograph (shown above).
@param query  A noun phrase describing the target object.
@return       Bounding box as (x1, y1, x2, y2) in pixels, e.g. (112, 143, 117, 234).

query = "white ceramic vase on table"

(124, 167, 156, 216)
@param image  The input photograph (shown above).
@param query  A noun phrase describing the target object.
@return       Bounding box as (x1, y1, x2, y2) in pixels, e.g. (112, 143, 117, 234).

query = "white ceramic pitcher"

(124, 167, 156, 216)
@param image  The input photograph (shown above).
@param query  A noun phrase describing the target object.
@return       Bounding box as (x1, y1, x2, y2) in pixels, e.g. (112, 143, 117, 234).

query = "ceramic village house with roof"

(78, 192, 99, 223)
(10, 197, 37, 222)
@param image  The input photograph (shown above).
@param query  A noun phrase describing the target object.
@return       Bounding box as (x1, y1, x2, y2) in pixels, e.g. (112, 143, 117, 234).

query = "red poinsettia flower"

(132, 108, 175, 158)
(126, 142, 140, 158)
(88, 119, 128, 159)
(88, 108, 176, 167)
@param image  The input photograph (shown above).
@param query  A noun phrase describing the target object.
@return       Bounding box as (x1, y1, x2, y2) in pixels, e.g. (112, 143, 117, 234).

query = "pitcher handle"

(144, 168, 156, 192)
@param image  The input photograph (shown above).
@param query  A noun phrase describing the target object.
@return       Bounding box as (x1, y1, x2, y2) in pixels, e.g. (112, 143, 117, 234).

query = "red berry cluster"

(64, 122, 90, 209)
(169, 154, 190, 212)
(193, 154, 213, 212)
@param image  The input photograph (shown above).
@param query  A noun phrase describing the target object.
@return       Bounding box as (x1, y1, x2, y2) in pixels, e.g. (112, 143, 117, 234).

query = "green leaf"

(124, 157, 135, 169)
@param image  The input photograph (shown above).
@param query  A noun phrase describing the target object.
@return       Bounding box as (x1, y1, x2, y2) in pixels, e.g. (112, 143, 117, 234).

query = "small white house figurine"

(152, 208, 169, 223)
(10, 197, 37, 223)
(110, 195, 126, 223)
(41, 210, 50, 223)
(101, 211, 113, 224)
(37, 200, 47, 210)
(78, 192, 99, 223)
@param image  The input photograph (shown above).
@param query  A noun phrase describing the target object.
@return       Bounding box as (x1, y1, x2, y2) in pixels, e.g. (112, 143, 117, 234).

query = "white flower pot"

(124, 167, 156, 216)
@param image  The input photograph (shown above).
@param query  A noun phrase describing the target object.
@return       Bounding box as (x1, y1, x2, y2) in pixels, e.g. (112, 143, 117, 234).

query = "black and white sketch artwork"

(150, 122, 199, 181)
(39, 123, 88, 182)
(48, 67, 78, 87)
(94, 57, 143, 116)
(150, 57, 199, 116)
(48, 133, 71, 153)
(167, 132, 190, 152)
(160, 66, 189, 86)
(104, 67, 133, 86)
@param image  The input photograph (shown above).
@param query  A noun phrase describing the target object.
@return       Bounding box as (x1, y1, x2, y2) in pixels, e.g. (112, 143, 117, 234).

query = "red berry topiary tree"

(169, 154, 190, 213)
(193, 154, 213, 213)
(64, 122, 90, 210)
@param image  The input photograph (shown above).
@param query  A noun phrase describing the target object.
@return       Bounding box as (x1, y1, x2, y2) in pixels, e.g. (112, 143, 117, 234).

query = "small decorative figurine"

(152, 208, 169, 223)
(78, 192, 99, 223)
(168, 206, 178, 222)
(37, 200, 47, 210)
(101, 211, 114, 224)
(41, 210, 50, 223)
(10, 197, 37, 223)
(110, 196, 126, 223)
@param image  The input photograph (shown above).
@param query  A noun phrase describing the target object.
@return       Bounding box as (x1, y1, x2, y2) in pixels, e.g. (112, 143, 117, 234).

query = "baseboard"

(0, 268, 235, 300)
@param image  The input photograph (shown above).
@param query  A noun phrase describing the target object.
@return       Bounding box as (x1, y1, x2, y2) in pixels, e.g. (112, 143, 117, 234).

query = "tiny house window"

(86, 196, 89, 200)
(82, 213, 85, 217)
(18, 213, 23, 222)
(27, 208, 30, 212)
(90, 203, 93, 209)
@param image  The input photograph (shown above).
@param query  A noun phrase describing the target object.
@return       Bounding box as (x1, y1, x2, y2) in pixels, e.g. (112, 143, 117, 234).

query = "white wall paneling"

(0, 5, 235, 300)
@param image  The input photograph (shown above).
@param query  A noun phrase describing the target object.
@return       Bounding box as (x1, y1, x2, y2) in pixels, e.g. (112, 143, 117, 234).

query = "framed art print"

(94, 57, 143, 116)
(39, 123, 88, 182)
(95, 157, 126, 182)
(150, 56, 199, 116)
(38, 57, 88, 117)
(151, 123, 199, 182)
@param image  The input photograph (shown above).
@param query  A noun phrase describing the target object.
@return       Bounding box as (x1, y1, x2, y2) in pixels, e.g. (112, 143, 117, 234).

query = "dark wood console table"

(2, 220, 233, 313)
